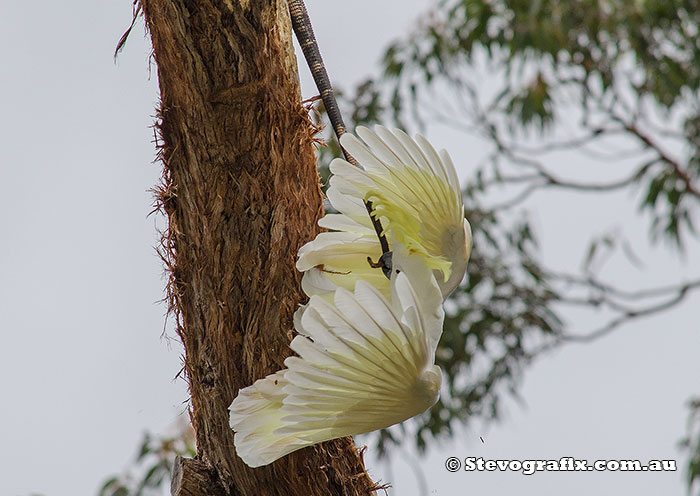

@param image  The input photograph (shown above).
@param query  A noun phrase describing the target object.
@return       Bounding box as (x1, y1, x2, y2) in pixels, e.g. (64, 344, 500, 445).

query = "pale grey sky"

(1, 1, 698, 495)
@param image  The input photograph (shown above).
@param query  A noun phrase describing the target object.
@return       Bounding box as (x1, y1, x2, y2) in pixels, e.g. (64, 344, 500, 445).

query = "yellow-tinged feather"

(361, 166, 461, 282)
(229, 255, 443, 468)
(309, 127, 470, 296)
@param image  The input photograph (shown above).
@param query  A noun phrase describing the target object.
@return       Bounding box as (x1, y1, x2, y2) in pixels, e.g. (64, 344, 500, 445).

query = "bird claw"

(367, 252, 393, 279)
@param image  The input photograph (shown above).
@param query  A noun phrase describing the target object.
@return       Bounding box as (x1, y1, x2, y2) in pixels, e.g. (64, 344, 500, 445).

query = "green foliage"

(98, 425, 195, 496)
(680, 398, 700, 495)
(383, 0, 700, 107)
(504, 73, 554, 130)
(359, 0, 700, 247)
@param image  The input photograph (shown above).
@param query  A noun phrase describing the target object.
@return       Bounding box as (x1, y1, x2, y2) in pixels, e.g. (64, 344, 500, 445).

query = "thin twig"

(617, 117, 700, 200)
(287, 0, 392, 262)
(559, 281, 699, 343)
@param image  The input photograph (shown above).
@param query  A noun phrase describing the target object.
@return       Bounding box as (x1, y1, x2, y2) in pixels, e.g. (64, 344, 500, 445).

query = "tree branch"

(619, 119, 700, 200)
(171, 457, 225, 496)
(559, 280, 699, 343)
(541, 275, 700, 345)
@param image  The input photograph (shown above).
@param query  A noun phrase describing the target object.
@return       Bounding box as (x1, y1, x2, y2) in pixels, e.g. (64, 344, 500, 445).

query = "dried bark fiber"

(140, 1, 380, 494)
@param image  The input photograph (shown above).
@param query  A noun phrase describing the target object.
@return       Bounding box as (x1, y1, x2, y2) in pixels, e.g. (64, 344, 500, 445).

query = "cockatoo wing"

(390, 242, 444, 356)
(228, 371, 311, 468)
(296, 230, 387, 296)
(337, 126, 467, 286)
(229, 259, 444, 468)
(297, 126, 471, 300)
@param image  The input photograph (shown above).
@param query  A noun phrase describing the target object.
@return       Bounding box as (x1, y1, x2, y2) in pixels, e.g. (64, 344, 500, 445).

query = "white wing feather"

(299, 126, 470, 298)
(229, 260, 443, 467)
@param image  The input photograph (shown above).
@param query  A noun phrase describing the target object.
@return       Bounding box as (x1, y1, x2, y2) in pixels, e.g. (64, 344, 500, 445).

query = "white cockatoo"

(296, 126, 472, 301)
(229, 246, 444, 467)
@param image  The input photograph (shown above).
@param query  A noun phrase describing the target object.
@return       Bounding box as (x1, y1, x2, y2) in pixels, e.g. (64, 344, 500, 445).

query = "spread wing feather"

(296, 126, 470, 299)
(229, 268, 443, 467)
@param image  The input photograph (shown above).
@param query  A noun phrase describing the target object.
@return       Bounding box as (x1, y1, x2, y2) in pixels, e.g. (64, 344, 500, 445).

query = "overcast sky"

(1, 1, 699, 495)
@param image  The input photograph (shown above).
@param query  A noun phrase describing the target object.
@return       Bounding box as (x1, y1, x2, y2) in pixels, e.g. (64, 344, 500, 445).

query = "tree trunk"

(140, 1, 379, 494)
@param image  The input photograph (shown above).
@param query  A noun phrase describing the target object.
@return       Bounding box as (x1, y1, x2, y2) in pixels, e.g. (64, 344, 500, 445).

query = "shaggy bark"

(140, 1, 379, 494)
